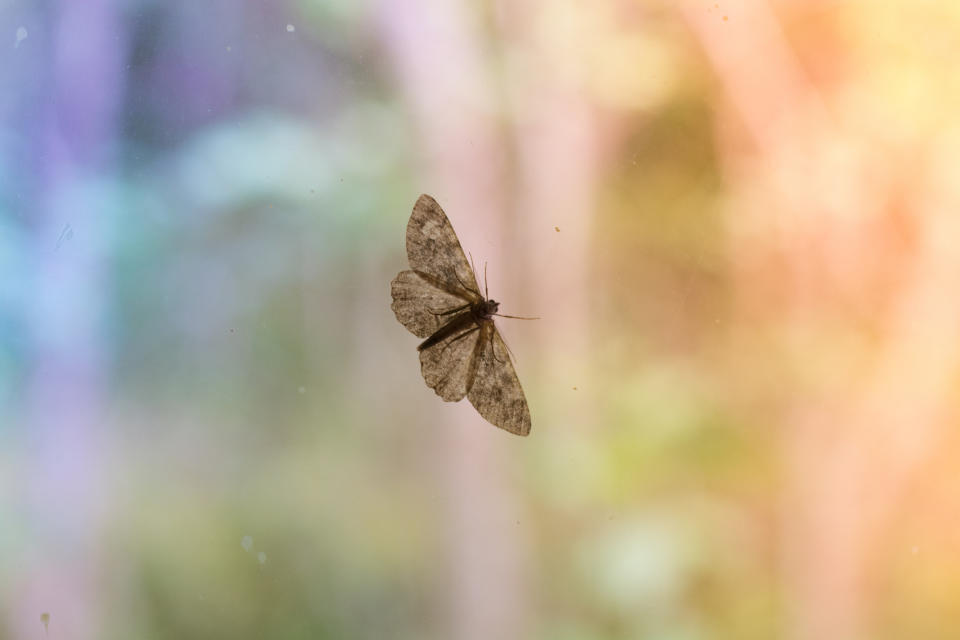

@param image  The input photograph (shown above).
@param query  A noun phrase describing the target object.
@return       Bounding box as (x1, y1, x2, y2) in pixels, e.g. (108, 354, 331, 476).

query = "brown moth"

(390, 194, 532, 436)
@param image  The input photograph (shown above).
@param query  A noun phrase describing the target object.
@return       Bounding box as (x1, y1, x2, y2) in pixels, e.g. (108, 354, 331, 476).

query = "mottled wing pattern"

(406, 194, 482, 301)
(468, 322, 531, 436)
(391, 270, 470, 338)
(419, 316, 482, 401)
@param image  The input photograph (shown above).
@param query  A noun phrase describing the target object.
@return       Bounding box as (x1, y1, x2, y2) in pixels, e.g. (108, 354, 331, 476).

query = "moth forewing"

(391, 270, 474, 339)
(405, 195, 483, 300)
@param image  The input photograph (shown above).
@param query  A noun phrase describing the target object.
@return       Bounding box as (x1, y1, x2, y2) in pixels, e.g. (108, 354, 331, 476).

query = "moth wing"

(391, 270, 471, 338)
(418, 315, 482, 402)
(468, 322, 531, 436)
(406, 194, 482, 302)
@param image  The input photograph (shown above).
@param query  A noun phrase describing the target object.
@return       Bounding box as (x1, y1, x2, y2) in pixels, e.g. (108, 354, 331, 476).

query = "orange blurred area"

(2, 1, 960, 638)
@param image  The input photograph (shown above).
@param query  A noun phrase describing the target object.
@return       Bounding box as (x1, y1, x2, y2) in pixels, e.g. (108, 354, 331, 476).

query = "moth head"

(483, 299, 500, 316)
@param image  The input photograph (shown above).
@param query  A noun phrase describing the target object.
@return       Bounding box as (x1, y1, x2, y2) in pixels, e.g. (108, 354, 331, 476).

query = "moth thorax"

(480, 299, 500, 317)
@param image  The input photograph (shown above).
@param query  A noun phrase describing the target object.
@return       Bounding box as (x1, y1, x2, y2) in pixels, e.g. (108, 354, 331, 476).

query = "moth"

(390, 194, 532, 436)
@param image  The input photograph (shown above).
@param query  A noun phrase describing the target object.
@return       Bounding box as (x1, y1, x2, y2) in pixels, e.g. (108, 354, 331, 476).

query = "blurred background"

(3, 1, 960, 638)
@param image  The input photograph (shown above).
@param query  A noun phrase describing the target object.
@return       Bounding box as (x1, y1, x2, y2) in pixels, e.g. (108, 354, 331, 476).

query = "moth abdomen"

(417, 312, 477, 352)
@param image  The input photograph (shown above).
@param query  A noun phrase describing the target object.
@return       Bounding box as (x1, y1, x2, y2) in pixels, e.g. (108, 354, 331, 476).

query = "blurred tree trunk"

(377, 3, 527, 639)
(494, 0, 597, 430)
(685, 2, 959, 639)
(15, 2, 124, 638)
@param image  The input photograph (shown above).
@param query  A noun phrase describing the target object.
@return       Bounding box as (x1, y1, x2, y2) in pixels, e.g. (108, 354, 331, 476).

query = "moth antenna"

(494, 314, 540, 320)
(484, 261, 489, 299)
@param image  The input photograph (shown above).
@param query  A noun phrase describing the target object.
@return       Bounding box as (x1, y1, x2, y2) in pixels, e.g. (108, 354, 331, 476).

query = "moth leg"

(492, 330, 517, 365)
(454, 269, 481, 297)
(439, 325, 480, 358)
(428, 302, 470, 317)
